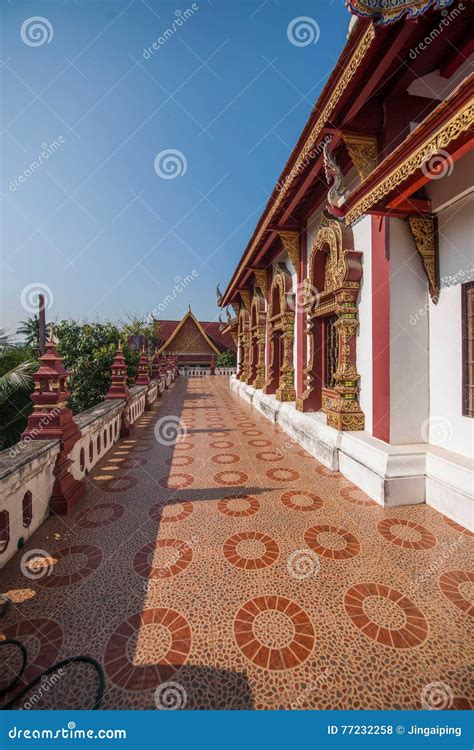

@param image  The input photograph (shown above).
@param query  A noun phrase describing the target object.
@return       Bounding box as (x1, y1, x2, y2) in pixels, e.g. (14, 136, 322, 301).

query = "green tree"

(16, 315, 44, 349)
(216, 349, 236, 367)
(0, 330, 37, 449)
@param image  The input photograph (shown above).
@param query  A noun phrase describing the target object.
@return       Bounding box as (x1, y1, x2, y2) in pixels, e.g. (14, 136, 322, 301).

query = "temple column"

(276, 315, 296, 402)
(253, 327, 266, 389)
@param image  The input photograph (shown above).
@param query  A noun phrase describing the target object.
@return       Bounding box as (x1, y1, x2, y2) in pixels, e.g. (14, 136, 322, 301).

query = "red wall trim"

(371, 215, 390, 443)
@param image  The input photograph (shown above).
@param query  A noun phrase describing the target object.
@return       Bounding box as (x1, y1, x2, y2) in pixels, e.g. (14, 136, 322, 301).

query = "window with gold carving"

(463, 282, 474, 417)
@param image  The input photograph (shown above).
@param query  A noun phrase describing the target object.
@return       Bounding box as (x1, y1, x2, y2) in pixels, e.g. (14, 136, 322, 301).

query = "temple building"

(154, 308, 236, 369)
(220, 1, 474, 530)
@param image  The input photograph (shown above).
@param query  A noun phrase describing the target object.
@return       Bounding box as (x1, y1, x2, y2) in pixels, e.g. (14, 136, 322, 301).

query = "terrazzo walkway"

(0, 376, 473, 710)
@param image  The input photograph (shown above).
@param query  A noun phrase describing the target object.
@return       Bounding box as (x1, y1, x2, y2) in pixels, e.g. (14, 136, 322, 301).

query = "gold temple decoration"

(238, 289, 252, 313)
(221, 24, 376, 304)
(253, 269, 268, 298)
(407, 215, 439, 303)
(264, 267, 296, 402)
(278, 230, 300, 272)
(236, 305, 250, 382)
(248, 290, 267, 389)
(345, 99, 473, 225)
(296, 214, 364, 431)
(341, 132, 378, 181)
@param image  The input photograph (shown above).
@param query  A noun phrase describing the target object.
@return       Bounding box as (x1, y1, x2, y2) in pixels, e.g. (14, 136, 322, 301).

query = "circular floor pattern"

(133, 539, 193, 579)
(95, 475, 139, 493)
(234, 596, 315, 670)
(315, 465, 341, 478)
(149, 501, 194, 524)
(304, 525, 361, 559)
(223, 531, 279, 570)
(242, 429, 263, 437)
(438, 571, 474, 616)
(211, 453, 240, 465)
(442, 516, 474, 536)
(37, 545, 103, 588)
(165, 455, 194, 467)
(104, 608, 191, 691)
(214, 470, 249, 486)
(209, 440, 235, 449)
(208, 431, 227, 438)
(339, 485, 376, 506)
(281, 490, 323, 512)
(173, 442, 195, 452)
(75, 502, 124, 529)
(265, 467, 300, 482)
(344, 583, 429, 648)
(0, 618, 63, 684)
(159, 473, 194, 489)
(377, 518, 436, 550)
(217, 495, 260, 518)
(248, 439, 272, 448)
(255, 451, 283, 462)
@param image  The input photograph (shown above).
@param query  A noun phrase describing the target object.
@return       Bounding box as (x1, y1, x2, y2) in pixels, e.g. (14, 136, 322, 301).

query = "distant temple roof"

(155, 310, 236, 356)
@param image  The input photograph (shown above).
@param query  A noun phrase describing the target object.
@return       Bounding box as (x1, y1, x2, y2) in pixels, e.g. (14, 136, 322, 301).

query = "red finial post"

(135, 348, 150, 386)
(21, 324, 85, 514)
(107, 343, 129, 400)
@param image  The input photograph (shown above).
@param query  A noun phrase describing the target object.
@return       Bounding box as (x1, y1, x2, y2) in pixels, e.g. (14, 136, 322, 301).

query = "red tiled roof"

(155, 319, 235, 353)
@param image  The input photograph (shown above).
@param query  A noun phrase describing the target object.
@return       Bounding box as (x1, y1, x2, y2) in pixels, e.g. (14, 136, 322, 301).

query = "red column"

(372, 216, 390, 443)
(296, 232, 307, 399)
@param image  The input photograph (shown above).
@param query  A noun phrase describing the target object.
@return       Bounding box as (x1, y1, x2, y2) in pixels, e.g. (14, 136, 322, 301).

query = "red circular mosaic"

(377, 518, 436, 550)
(304, 525, 361, 559)
(217, 495, 260, 518)
(96, 475, 139, 493)
(75, 502, 124, 529)
(208, 430, 227, 437)
(173, 442, 195, 451)
(255, 451, 283, 462)
(339, 486, 376, 506)
(344, 583, 429, 648)
(214, 470, 249, 486)
(149, 501, 194, 524)
(281, 490, 323, 511)
(243, 429, 263, 437)
(223, 531, 279, 570)
(133, 539, 193, 579)
(265, 467, 300, 482)
(315, 465, 341, 478)
(442, 516, 474, 536)
(234, 596, 315, 670)
(210, 440, 235, 449)
(159, 473, 194, 489)
(248, 439, 272, 448)
(0, 618, 63, 684)
(165, 455, 194, 467)
(211, 453, 240, 465)
(438, 571, 474, 616)
(104, 608, 191, 691)
(37, 545, 102, 588)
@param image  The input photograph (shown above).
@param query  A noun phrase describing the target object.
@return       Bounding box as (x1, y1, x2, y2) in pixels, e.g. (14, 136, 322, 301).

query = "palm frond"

(0, 360, 36, 403)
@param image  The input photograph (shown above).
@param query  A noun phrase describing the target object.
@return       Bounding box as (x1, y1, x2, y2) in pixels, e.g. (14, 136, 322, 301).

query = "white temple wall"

(389, 218, 430, 444)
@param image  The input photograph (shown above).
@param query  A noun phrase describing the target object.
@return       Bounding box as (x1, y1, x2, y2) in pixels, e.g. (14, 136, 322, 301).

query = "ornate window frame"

(248, 289, 266, 389)
(296, 213, 365, 430)
(264, 264, 296, 402)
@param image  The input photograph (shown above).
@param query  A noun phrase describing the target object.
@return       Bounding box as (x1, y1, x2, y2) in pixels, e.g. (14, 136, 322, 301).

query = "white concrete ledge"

(230, 377, 473, 530)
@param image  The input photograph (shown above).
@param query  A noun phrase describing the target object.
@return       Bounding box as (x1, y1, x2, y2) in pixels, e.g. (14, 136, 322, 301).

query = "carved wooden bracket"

(238, 289, 252, 312)
(252, 269, 268, 298)
(278, 230, 300, 272)
(407, 215, 439, 303)
(341, 132, 378, 181)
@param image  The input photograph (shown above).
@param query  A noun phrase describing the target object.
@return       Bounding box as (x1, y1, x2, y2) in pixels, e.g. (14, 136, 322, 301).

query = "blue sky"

(1, 0, 349, 333)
